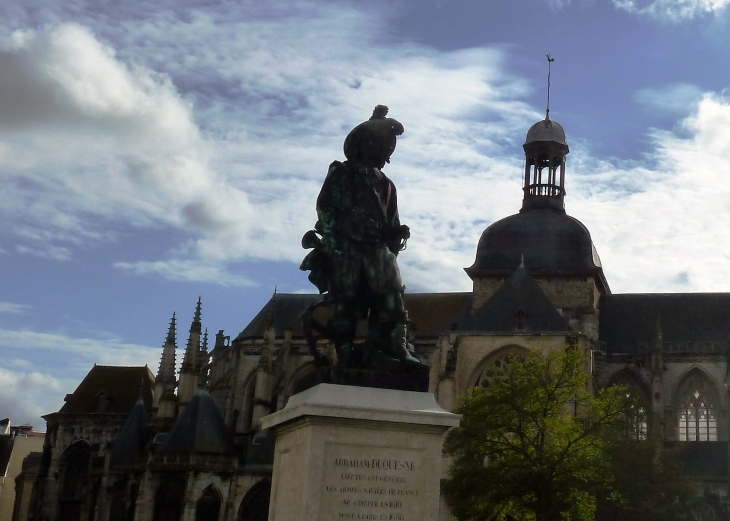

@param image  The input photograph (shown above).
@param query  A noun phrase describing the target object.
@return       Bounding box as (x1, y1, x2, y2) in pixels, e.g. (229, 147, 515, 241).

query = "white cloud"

(0, 302, 31, 314)
(114, 259, 256, 287)
(0, 326, 162, 425)
(4, 4, 730, 300)
(613, 0, 730, 20)
(0, 366, 73, 427)
(568, 93, 730, 292)
(634, 83, 704, 117)
(0, 328, 159, 370)
(0, 23, 252, 263)
(0, 12, 536, 289)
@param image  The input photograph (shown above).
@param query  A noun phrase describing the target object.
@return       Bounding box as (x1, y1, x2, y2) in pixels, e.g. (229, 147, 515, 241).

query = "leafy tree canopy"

(443, 346, 629, 521)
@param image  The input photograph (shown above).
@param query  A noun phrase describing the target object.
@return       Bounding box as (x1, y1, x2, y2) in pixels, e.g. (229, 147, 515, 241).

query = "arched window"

(109, 479, 138, 521)
(676, 370, 718, 442)
(608, 369, 650, 441)
(237, 479, 271, 521)
(109, 479, 128, 521)
(196, 485, 222, 521)
(624, 390, 649, 440)
(153, 475, 186, 521)
(58, 441, 91, 521)
(475, 348, 527, 388)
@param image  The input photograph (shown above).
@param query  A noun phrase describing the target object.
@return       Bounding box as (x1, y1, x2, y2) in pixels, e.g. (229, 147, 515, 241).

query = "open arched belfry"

(27, 113, 730, 521)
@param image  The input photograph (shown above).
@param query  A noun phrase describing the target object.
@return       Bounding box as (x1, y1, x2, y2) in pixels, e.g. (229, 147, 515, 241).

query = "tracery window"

(476, 350, 525, 388)
(678, 389, 717, 441)
(676, 370, 718, 442)
(624, 391, 648, 440)
(196, 485, 222, 521)
(608, 369, 650, 440)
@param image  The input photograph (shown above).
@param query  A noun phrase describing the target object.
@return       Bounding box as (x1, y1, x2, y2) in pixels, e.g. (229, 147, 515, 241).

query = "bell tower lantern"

(521, 116, 569, 212)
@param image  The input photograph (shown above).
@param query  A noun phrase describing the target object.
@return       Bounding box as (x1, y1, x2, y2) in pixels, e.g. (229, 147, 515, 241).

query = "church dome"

(465, 209, 602, 276)
(525, 118, 568, 148)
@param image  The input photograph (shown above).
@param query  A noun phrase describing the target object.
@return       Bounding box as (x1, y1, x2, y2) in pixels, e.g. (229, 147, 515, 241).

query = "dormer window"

(515, 310, 527, 331)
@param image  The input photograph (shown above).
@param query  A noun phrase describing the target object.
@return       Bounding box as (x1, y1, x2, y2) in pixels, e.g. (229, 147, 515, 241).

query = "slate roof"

(110, 398, 148, 467)
(58, 366, 154, 415)
(471, 263, 571, 334)
(599, 293, 730, 354)
(161, 391, 235, 455)
(234, 292, 473, 342)
(466, 208, 609, 293)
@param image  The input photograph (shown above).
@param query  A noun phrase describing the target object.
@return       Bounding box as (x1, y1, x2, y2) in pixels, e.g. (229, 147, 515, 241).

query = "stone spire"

(156, 313, 177, 386)
(153, 312, 178, 417)
(181, 297, 202, 373)
(178, 297, 203, 407)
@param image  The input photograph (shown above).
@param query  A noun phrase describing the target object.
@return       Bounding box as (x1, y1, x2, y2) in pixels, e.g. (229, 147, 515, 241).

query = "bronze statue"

(300, 105, 421, 372)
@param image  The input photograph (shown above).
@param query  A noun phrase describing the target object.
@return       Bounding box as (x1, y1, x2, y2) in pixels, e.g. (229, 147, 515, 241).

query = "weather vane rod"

(546, 54, 554, 120)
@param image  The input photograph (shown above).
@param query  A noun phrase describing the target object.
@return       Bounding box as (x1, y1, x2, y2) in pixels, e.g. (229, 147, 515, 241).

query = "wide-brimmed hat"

(343, 105, 404, 165)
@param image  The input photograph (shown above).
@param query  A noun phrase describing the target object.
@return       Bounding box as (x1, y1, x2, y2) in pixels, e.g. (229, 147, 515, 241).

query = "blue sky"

(3, 0, 730, 425)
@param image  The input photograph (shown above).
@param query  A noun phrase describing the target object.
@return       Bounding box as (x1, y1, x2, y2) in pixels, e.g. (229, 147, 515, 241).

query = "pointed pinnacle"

(165, 312, 177, 345)
(202, 328, 209, 355)
(194, 296, 202, 324)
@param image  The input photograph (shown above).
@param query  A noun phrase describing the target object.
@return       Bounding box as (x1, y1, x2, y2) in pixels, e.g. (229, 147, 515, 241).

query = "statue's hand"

(398, 224, 410, 241)
(387, 224, 410, 253)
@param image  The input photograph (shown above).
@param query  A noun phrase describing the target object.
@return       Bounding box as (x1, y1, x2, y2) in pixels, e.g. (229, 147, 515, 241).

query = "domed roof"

(466, 209, 603, 276)
(525, 118, 568, 147)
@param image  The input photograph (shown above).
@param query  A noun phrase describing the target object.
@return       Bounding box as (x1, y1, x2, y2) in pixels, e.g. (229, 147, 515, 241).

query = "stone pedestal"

(261, 383, 460, 521)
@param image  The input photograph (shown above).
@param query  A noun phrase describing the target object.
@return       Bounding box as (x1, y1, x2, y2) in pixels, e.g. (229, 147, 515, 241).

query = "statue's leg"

(379, 291, 419, 363)
(330, 299, 357, 368)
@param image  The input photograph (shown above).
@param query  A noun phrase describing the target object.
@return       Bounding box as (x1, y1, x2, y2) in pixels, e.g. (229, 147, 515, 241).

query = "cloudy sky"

(3, 0, 730, 425)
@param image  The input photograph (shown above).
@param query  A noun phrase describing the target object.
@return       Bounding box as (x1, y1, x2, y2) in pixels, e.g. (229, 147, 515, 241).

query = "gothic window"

(476, 350, 526, 388)
(676, 370, 718, 442)
(624, 390, 648, 440)
(678, 389, 717, 441)
(153, 475, 186, 521)
(57, 441, 90, 521)
(109, 479, 128, 521)
(196, 485, 222, 521)
(108, 479, 138, 521)
(238, 479, 271, 521)
(608, 369, 651, 440)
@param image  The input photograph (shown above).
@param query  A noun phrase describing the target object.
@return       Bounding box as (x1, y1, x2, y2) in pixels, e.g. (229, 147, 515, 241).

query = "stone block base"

(261, 384, 460, 521)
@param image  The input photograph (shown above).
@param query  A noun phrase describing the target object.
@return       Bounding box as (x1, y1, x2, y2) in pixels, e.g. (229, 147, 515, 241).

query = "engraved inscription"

(321, 444, 425, 521)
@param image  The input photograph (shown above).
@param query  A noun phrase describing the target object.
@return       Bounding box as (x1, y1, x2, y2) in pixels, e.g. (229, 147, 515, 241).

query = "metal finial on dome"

(546, 54, 554, 121)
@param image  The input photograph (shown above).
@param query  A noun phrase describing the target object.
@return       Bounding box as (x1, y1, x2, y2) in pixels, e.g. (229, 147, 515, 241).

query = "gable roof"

(161, 391, 235, 455)
(58, 366, 154, 415)
(599, 293, 730, 354)
(471, 263, 571, 333)
(234, 292, 473, 341)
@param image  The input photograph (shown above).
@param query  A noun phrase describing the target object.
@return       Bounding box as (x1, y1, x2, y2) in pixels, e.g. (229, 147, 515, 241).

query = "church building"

(26, 114, 730, 521)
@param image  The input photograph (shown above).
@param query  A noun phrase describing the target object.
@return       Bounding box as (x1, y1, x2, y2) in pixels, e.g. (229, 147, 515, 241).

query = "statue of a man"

(301, 105, 418, 369)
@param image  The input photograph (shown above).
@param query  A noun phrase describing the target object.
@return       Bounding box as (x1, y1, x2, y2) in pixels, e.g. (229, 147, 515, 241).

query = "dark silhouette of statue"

(300, 106, 425, 382)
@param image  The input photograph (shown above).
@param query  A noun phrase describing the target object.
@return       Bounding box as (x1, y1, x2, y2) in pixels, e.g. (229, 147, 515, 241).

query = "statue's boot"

(390, 322, 420, 364)
(337, 342, 353, 369)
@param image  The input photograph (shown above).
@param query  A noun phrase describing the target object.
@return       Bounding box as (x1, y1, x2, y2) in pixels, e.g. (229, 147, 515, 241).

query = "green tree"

(443, 346, 629, 521)
(596, 432, 699, 521)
